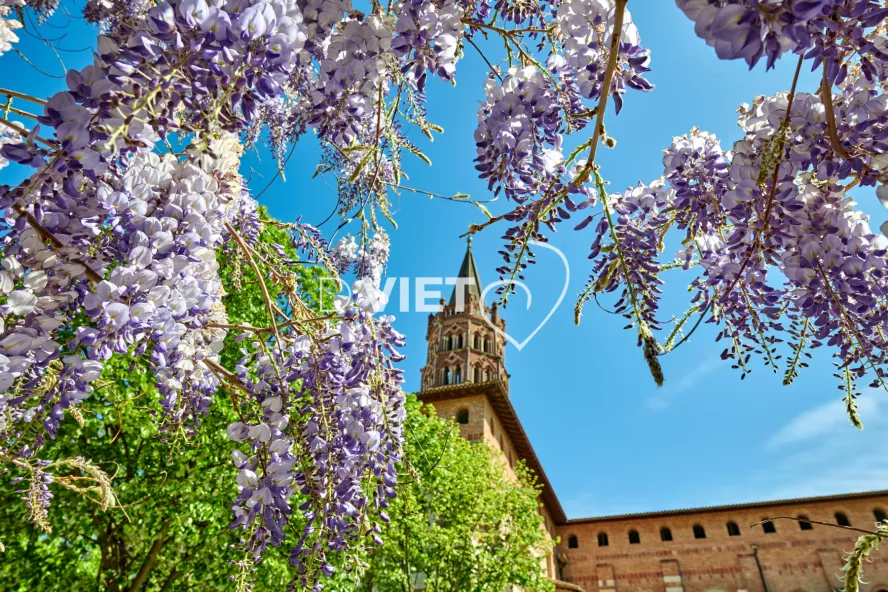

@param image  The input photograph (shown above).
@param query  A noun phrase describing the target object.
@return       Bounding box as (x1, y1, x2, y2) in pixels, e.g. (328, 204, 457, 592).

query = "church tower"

(418, 237, 510, 393)
(416, 238, 565, 583)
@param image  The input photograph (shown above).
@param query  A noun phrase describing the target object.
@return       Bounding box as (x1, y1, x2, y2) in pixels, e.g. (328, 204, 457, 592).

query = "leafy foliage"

(333, 397, 555, 592)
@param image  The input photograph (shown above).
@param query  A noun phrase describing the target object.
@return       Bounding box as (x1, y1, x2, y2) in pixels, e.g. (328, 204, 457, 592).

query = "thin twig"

(465, 35, 503, 82)
(255, 142, 296, 199)
(203, 358, 249, 394)
(821, 66, 850, 159)
(206, 316, 337, 333)
(1, 105, 40, 121)
(0, 88, 47, 105)
(12, 49, 66, 79)
(755, 516, 880, 536)
(223, 222, 283, 350)
(663, 54, 805, 354)
(585, 0, 628, 167)
(0, 117, 57, 147)
(12, 204, 103, 283)
(203, 358, 251, 425)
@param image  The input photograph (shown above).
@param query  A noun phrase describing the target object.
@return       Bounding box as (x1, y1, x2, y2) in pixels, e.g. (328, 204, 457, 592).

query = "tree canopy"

(341, 397, 554, 592)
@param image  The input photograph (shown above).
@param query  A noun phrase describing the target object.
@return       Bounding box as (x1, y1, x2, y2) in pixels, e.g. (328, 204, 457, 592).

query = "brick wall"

(555, 495, 888, 592)
(431, 394, 523, 479)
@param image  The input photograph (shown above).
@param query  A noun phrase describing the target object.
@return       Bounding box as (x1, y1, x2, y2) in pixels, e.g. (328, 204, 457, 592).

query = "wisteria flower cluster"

(0, 0, 22, 57)
(677, 0, 888, 76)
(474, 66, 566, 202)
(566, 1, 888, 427)
(224, 289, 405, 582)
(309, 15, 394, 147)
(556, 0, 652, 109)
(331, 231, 391, 288)
(0, 0, 409, 586)
(393, 0, 466, 90)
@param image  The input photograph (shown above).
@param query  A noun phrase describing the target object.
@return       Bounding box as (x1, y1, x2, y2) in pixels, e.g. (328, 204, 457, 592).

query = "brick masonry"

(555, 494, 888, 592)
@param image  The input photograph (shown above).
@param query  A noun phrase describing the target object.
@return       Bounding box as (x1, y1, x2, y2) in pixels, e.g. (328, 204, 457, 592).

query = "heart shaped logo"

(479, 240, 570, 351)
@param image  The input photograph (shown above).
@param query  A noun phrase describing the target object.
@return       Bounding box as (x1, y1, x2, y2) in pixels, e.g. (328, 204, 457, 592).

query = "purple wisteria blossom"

(677, 0, 888, 75)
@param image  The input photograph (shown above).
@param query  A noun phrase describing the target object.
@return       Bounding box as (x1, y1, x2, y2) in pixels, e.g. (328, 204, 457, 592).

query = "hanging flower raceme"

(677, 0, 888, 77)
(662, 128, 733, 241)
(474, 66, 566, 202)
(222, 233, 404, 587)
(780, 181, 888, 393)
(392, 0, 466, 91)
(308, 16, 394, 147)
(0, 0, 23, 57)
(330, 231, 390, 286)
(556, 0, 652, 111)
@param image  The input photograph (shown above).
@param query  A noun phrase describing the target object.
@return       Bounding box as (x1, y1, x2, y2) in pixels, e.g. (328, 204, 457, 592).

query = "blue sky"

(4, 2, 887, 518)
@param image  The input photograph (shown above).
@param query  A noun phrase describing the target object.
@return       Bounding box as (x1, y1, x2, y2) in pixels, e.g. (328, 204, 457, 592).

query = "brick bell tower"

(419, 237, 509, 393)
(416, 238, 566, 585)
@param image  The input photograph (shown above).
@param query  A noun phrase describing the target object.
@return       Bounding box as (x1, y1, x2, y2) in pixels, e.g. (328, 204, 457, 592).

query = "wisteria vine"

(1, 0, 887, 588)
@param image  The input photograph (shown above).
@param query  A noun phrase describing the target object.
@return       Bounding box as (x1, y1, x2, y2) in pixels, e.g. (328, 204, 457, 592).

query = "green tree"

(0, 208, 330, 591)
(338, 397, 555, 592)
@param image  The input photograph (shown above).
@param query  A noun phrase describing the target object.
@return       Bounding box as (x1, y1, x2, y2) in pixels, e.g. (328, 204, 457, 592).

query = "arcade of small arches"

(438, 329, 497, 355)
(564, 507, 888, 549)
(428, 326, 501, 388)
(435, 363, 499, 387)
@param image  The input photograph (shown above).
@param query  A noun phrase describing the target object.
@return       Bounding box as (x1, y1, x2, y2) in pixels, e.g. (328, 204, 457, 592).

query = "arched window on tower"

(568, 535, 578, 549)
(628, 530, 640, 544)
(660, 527, 673, 542)
(875, 508, 888, 523)
(727, 521, 741, 536)
(456, 409, 469, 424)
(457, 334, 464, 349)
(835, 512, 851, 527)
(762, 519, 776, 533)
(798, 515, 813, 530)
(484, 337, 490, 353)
(474, 367, 482, 383)
(597, 532, 609, 547)
(693, 525, 706, 539)
(443, 368, 451, 385)
(454, 365, 462, 384)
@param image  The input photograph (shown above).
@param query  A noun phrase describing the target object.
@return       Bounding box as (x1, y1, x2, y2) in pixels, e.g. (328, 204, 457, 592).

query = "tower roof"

(449, 237, 484, 308)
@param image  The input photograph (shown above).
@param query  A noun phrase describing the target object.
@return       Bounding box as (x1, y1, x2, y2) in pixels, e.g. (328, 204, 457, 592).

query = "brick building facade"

(418, 241, 888, 592)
